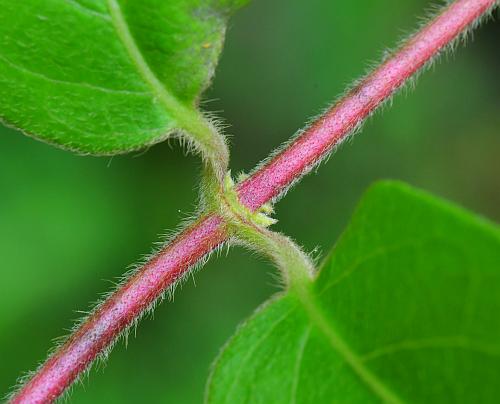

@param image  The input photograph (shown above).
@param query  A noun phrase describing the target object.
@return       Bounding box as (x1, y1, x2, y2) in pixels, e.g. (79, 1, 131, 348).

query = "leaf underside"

(207, 181, 500, 404)
(0, 0, 247, 154)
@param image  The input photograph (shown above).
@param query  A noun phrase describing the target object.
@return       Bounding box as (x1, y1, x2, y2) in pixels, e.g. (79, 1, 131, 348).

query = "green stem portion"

(238, 225, 315, 290)
(216, 173, 315, 290)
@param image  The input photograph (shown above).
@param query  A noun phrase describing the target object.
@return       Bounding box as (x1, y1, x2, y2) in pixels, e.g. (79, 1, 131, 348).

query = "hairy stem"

(217, 172, 314, 289)
(13, 214, 229, 403)
(237, 0, 497, 209)
(11, 0, 498, 402)
(234, 225, 315, 291)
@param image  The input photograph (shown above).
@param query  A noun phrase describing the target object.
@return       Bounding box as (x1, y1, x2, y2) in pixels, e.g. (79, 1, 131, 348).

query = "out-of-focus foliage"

(0, 0, 498, 402)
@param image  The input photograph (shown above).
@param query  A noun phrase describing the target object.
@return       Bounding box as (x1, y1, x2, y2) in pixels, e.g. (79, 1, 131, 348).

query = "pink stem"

(11, 0, 497, 402)
(238, 0, 497, 209)
(13, 215, 228, 403)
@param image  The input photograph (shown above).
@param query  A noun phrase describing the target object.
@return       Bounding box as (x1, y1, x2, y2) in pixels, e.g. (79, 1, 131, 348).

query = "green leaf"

(0, 0, 247, 154)
(207, 181, 500, 404)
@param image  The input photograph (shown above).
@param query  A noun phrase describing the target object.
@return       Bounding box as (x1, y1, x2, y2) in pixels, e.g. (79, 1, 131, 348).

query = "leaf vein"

(320, 236, 441, 296)
(290, 326, 311, 404)
(64, 0, 110, 20)
(106, 0, 201, 131)
(0, 53, 150, 95)
(225, 308, 294, 403)
(297, 291, 406, 404)
(360, 336, 500, 362)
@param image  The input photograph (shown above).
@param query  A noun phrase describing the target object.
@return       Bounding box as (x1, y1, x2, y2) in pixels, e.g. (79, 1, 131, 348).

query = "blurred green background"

(1, 0, 498, 402)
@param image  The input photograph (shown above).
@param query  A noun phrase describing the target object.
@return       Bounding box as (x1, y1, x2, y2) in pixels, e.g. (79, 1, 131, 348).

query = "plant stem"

(11, 0, 497, 402)
(216, 172, 315, 289)
(234, 224, 316, 291)
(12, 214, 228, 403)
(237, 0, 497, 210)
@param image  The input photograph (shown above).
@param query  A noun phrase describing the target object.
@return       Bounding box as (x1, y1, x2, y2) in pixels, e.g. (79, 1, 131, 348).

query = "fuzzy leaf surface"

(207, 181, 500, 403)
(0, 0, 247, 154)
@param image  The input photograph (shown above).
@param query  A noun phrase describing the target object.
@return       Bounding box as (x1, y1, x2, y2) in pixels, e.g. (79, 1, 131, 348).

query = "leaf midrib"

(106, 0, 211, 142)
(294, 286, 406, 404)
(106, 0, 183, 111)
